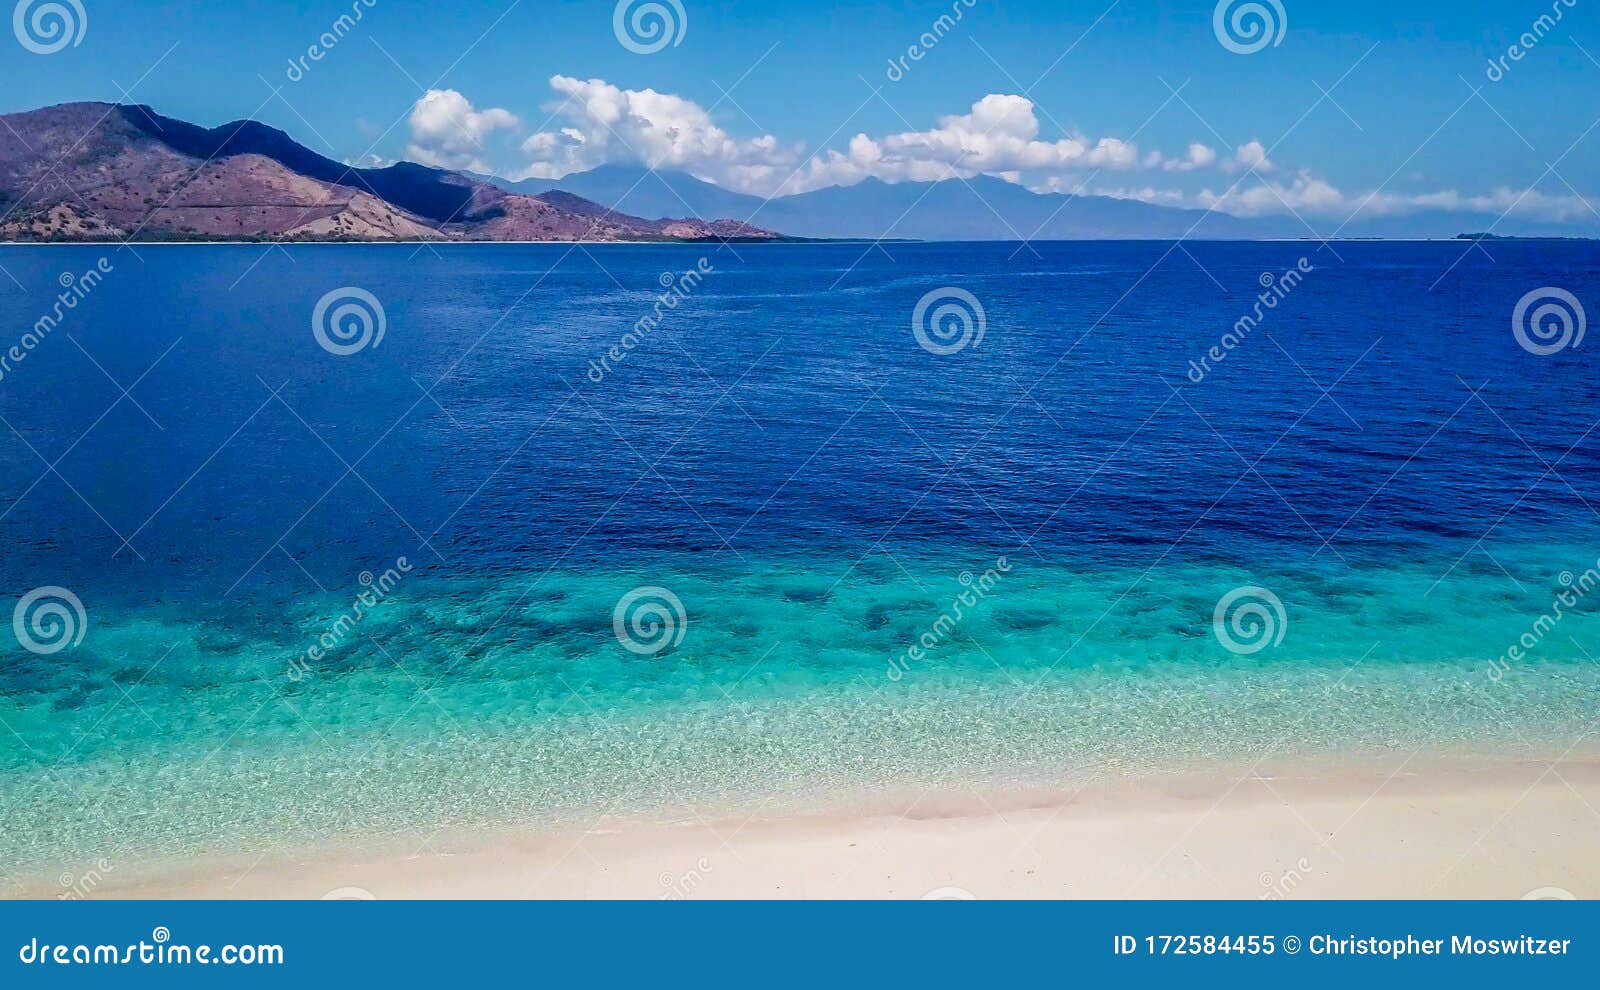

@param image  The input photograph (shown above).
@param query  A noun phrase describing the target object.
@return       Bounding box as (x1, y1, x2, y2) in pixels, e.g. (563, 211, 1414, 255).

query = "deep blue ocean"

(2, 240, 1598, 885)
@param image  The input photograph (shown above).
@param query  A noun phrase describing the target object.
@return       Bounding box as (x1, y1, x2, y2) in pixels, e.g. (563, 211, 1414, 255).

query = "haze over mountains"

(501, 163, 1598, 241)
(501, 165, 1279, 240)
(0, 103, 1591, 243)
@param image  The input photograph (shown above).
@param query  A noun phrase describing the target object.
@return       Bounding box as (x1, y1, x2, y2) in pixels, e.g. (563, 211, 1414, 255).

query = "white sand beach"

(61, 752, 1600, 900)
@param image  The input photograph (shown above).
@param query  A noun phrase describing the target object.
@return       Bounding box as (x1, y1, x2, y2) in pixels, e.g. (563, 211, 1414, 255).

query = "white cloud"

(512, 75, 802, 191)
(1092, 186, 1191, 205)
(405, 89, 519, 173)
(401, 79, 1596, 230)
(511, 80, 1209, 196)
(1200, 170, 1339, 216)
(1161, 143, 1218, 172)
(786, 94, 1157, 194)
(1197, 172, 1597, 224)
(344, 153, 395, 170)
(1458, 187, 1599, 223)
(1230, 139, 1275, 174)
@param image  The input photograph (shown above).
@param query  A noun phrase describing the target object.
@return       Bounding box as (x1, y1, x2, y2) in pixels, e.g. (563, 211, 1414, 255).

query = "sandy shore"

(45, 752, 1594, 900)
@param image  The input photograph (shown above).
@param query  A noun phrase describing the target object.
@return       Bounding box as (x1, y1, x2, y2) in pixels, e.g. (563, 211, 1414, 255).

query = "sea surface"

(2, 240, 1599, 886)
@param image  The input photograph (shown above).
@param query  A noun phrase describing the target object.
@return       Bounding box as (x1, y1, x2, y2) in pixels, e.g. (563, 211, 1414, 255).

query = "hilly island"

(0, 102, 777, 243)
(6, 103, 1591, 244)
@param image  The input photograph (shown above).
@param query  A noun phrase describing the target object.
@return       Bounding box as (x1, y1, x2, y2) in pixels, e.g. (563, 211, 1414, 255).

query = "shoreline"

(26, 750, 1599, 900)
(3, 237, 1590, 248)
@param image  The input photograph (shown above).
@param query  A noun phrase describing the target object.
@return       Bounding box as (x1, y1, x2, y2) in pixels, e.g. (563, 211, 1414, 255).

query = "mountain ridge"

(489, 163, 1600, 242)
(4, 102, 1590, 243)
(483, 165, 1299, 240)
(0, 103, 778, 243)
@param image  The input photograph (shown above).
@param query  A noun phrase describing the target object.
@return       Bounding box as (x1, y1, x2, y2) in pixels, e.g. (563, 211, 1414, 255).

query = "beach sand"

(56, 752, 1600, 900)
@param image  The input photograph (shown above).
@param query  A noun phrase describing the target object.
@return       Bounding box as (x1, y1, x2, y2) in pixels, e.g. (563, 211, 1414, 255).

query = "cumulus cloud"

(1230, 139, 1275, 174)
(1161, 143, 1218, 173)
(786, 94, 1154, 194)
(405, 89, 519, 173)
(512, 75, 803, 192)
(510, 80, 1206, 196)
(399, 78, 1596, 230)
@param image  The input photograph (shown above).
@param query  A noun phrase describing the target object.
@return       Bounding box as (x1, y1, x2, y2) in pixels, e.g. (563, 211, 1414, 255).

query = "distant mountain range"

(1, 103, 1591, 243)
(492, 165, 1278, 240)
(0, 103, 775, 242)
(490, 162, 1598, 241)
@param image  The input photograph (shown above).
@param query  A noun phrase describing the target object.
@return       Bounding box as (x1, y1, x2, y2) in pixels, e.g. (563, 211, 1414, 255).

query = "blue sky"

(4, 0, 1597, 223)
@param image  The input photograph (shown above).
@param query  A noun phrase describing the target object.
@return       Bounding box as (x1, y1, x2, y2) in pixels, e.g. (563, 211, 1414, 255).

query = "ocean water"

(2, 240, 1599, 884)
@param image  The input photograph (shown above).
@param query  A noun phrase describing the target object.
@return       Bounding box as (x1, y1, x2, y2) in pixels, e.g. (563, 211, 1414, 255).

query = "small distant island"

(1455, 232, 1597, 241)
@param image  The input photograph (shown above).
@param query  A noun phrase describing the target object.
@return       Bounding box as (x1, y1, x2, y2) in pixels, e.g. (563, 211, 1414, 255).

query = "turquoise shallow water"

(2, 241, 1600, 887)
(5, 542, 1600, 885)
